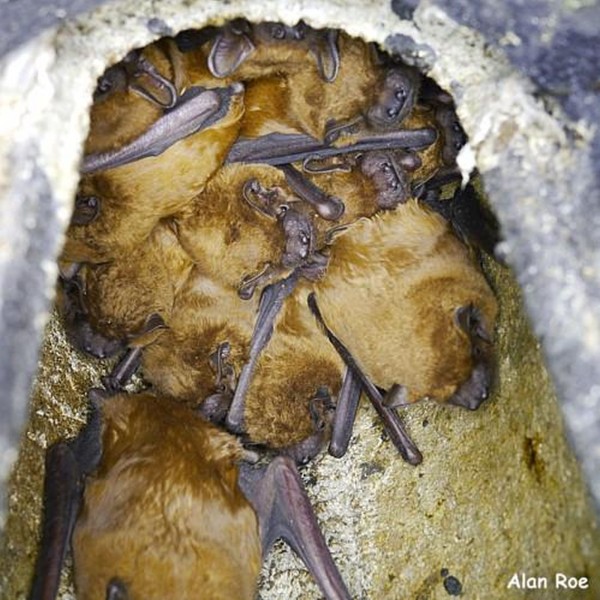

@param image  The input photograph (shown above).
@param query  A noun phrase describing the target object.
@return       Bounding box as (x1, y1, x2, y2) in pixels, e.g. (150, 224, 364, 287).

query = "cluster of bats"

(31, 19, 501, 600)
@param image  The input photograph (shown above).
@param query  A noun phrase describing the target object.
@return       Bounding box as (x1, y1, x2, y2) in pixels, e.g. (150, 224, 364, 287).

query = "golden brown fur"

(62, 87, 245, 264)
(79, 221, 193, 343)
(141, 269, 256, 405)
(243, 285, 344, 449)
(175, 163, 295, 290)
(237, 34, 381, 140)
(312, 199, 498, 403)
(72, 392, 261, 600)
(402, 102, 462, 186)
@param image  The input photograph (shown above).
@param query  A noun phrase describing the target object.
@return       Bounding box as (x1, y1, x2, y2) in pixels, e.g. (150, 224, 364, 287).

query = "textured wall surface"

(0, 0, 599, 597)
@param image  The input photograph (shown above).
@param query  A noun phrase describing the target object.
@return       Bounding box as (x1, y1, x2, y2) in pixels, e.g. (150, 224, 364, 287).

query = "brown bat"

(312, 198, 497, 405)
(174, 163, 326, 301)
(72, 220, 193, 349)
(28, 388, 350, 600)
(61, 81, 245, 266)
(307, 198, 497, 453)
(172, 19, 340, 84)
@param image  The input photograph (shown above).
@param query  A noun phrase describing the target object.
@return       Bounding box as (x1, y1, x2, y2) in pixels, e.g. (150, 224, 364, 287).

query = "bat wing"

(328, 367, 362, 458)
(226, 128, 437, 166)
(308, 292, 423, 465)
(225, 271, 300, 433)
(279, 163, 345, 221)
(239, 456, 351, 600)
(82, 84, 244, 174)
(28, 443, 83, 600)
(29, 394, 104, 600)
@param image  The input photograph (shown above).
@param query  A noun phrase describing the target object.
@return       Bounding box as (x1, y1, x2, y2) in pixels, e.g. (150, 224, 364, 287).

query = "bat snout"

(447, 360, 492, 411)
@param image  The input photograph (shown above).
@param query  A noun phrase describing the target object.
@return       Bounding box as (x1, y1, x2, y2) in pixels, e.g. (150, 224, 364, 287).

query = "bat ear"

(208, 25, 256, 77)
(309, 29, 340, 82)
(106, 577, 129, 600)
(454, 304, 492, 343)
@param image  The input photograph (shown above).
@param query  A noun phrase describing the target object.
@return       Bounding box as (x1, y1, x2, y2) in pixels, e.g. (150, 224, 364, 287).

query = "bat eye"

(381, 162, 391, 172)
(387, 107, 399, 118)
(271, 24, 286, 39)
(395, 88, 406, 99)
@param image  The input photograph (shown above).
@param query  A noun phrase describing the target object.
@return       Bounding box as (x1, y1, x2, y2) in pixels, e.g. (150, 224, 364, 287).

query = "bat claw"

(382, 383, 410, 408)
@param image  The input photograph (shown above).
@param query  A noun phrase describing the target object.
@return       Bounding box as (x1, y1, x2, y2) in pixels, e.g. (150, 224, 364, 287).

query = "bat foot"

(284, 388, 335, 465)
(323, 116, 364, 145)
(382, 383, 410, 408)
(100, 346, 143, 394)
(238, 262, 280, 300)
(242, 178, 285, 219)
(302, 155, 353, 175)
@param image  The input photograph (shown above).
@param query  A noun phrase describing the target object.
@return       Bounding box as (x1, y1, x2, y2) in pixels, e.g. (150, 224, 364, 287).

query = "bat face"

(72, 393, 262, 600)
(366, 66, 420, 130)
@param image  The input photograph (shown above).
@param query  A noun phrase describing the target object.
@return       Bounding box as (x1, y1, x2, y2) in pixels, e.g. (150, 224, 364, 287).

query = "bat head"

(367, 66, 420, 130)
(447, 303, 495, 410)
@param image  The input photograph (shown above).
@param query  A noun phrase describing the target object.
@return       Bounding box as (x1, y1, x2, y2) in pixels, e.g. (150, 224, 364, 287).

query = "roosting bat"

(174, 163, 326, 300)
(312, 198, 497, 409)
(303, 198, 497, 457)
(28, 389, 350, 599)
(61, 82, 245, 265)
(73, 220, 193, 348)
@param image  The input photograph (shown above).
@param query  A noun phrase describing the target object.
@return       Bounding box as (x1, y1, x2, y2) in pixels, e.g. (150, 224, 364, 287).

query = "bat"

(70, 220, 192, 349)
(29, 388, 350, 599)
(419, 180, 503, 261)
(306, 198, 497, 453)
(174, 163, 325, 301)
(61, 82, 245, 265)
